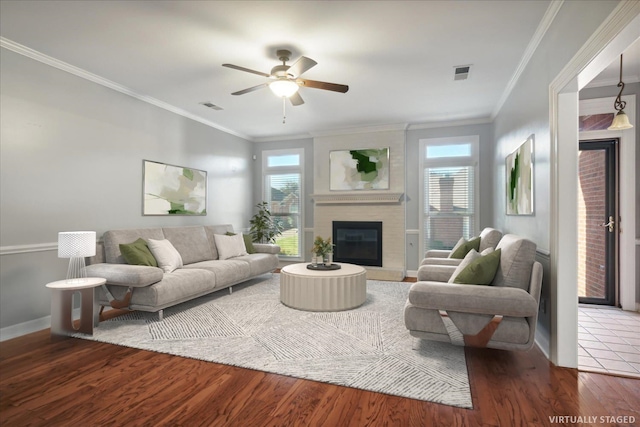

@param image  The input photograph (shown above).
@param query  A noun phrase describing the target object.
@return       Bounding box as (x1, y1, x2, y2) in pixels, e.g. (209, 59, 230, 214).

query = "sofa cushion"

(147, 239, 183, 273)
(214, 234, 248, 260)
(162, 226, 214, 264)
(103, 228, 165, 264)
(479, 228, 503, 252)
(119, 238, 158, 267)
(492, 234, 537, 290)
(408, 281, 538, 317)
(84, 263, 163, 287)
(234, 253, 278, 276)
(183, 259, 252, 286)
(449, 236, 480, 259)
(453, 249, 501, 285)
(98, 268, 217, 309)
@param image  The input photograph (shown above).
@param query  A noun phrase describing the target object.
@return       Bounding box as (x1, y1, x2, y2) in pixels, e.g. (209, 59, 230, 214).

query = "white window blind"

(263, 150, 303, 258)
(421, 137, 478, 254)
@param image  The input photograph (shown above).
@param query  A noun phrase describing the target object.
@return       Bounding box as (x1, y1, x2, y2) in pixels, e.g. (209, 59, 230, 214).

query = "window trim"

(419, 136, 479, 256)
(262, 148, 305, 260)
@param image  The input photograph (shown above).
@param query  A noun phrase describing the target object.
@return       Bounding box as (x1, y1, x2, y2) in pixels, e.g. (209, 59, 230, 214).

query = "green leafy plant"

(249, 202, 284, 244)
(312, 236, 334, 257)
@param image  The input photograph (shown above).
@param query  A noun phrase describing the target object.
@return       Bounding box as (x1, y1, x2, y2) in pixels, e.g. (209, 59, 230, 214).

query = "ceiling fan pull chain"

(282, 97, 287, 124)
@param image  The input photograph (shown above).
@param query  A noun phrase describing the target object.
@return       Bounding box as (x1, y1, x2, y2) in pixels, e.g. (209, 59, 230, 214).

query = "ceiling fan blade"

(289, 92, 305, 106)
(287, 56, 317, 78)
(231, 83, 268, 95)
(223, 63, 271, 78)
(298, 78, 349, 93)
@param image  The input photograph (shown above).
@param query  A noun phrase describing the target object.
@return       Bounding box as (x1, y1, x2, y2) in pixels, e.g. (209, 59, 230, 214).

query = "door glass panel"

(577, 149, 607, 299)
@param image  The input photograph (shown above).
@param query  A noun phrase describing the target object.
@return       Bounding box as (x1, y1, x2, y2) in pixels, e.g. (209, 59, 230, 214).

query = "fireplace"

(332, 221, 382, 267)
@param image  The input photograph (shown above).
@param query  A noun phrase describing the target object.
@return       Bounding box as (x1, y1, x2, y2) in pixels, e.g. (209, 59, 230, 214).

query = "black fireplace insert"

(332, 221, 382, 267)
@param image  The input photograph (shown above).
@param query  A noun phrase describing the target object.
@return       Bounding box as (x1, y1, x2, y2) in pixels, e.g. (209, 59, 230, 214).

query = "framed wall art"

(506, 135, 534, 215)
(143, 160, 207, 215)
(329, 147, 390, 191)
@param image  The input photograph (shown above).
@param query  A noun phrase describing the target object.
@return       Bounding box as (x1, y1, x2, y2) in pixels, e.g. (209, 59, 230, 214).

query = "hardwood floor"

(1, 312, 639, 426)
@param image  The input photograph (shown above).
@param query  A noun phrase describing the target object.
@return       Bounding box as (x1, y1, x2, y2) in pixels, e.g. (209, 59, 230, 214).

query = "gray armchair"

(405, 234, 542, 351)
(417, 227, 503, 281)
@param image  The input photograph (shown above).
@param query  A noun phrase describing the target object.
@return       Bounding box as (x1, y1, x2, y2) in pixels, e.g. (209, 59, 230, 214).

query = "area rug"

(75, 274, 472, 408)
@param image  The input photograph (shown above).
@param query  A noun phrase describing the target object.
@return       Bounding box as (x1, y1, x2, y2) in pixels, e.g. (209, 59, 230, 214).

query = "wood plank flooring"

(1, 310, 639, 426)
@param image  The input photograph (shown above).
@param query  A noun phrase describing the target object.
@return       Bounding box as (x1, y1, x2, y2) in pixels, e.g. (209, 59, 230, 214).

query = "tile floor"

(578, 304, 640, 378)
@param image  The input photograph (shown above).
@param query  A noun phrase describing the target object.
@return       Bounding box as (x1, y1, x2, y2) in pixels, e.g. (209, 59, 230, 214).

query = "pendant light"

(607, 54, 634, 130)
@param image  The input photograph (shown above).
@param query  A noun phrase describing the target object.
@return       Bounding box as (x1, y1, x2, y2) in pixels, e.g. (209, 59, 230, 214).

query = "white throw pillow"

(214, 233, 248, 260)
(147, 238, 183, 273)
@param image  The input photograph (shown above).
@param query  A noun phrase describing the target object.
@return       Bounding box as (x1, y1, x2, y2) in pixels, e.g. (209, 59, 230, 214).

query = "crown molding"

(253, 133, 314, 143)
(309, 123, 408, 138)
(492, 0, 564, 119)
(407, 117, 492, 130)
(0, 37, 253, 142)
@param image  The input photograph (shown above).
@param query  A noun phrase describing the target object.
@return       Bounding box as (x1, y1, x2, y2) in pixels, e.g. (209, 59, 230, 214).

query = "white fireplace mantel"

(311, 192, 404, 205)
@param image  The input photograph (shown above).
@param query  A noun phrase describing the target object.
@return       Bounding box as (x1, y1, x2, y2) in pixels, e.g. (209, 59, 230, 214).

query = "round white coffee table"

(280, 263, 367, 311)
(46, 277, 106, 337)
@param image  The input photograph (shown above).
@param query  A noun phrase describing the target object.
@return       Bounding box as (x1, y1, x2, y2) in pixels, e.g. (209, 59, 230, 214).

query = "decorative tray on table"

(307, 263, 341, 271)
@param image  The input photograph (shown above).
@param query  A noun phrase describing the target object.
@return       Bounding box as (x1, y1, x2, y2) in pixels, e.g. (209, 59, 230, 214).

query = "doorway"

(577, 139, 618, 306)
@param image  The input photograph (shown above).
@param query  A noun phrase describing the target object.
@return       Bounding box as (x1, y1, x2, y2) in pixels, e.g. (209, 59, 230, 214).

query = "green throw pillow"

(119, 238, 158, 267)
(225, 231, 255, 254)
(242, 234, 255, 254)
(453, 249, 501, 285)
(449, 236, 481, 259)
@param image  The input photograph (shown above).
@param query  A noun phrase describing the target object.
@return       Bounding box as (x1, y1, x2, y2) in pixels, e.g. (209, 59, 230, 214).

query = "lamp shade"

(269, 79, 299, 97)
(58, 231, 96, 258)
(607, 110, 633, 130)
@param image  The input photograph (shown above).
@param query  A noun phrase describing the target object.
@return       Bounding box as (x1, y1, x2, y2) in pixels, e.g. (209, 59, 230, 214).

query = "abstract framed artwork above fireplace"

(332, 221, 383, 267)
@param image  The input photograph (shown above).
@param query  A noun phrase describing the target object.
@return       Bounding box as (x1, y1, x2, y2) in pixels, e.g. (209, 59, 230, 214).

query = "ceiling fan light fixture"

(269, 79, 299, 98)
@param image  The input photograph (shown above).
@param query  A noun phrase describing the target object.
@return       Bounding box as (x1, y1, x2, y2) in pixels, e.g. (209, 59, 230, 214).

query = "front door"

(577, 139, 617, 306)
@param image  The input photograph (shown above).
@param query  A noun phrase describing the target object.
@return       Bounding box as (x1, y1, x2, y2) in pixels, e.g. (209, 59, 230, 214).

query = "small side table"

(45, 277, 106, 337)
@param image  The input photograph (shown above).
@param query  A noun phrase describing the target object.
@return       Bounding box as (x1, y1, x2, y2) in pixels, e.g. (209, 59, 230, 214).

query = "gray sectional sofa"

(85, 224, 280, 319)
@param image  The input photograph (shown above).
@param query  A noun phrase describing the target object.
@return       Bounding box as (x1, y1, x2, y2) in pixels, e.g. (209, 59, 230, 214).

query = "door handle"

(599, 216, 615, 232)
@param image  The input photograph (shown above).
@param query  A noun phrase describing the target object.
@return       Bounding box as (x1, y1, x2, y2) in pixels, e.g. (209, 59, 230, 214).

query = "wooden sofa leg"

(463, 315, 503, 348)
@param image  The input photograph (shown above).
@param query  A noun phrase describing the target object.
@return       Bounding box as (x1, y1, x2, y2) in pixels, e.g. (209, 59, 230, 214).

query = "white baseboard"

(1, 315, 51, 342)
(406, 270, 418, 278)
(0, 306, 114, 342)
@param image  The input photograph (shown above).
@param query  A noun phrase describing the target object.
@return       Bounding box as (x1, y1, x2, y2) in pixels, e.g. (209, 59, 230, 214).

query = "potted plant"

(312, 236, 334, 266)
(249, 202, 284, 244)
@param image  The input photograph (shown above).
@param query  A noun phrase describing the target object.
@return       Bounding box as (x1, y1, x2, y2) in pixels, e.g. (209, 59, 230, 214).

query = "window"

(263, 149, 304, 258)
(421, 136, 479, 254)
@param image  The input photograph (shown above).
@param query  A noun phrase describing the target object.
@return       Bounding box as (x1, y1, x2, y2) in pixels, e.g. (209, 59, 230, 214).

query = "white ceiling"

(2, 0, 630, 142)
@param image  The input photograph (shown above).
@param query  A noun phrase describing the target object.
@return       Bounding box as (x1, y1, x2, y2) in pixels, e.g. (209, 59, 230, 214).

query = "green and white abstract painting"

(143, 160, 207, 215)
(506, 135, 534, 215)
(330, 148, 390, 190)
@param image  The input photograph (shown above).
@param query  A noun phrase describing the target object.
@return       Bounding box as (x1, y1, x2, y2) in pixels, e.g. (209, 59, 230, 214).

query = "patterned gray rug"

(76, 274, 472, 408)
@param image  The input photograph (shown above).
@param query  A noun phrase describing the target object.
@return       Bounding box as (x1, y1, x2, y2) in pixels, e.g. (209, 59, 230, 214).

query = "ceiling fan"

(223, 49, 349, 106)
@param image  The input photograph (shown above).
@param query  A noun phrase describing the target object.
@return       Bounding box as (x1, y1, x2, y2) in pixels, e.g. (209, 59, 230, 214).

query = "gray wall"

(490, 0, 620, 354)
(405, 123, 494, 271)
(0, 50, 254, 332)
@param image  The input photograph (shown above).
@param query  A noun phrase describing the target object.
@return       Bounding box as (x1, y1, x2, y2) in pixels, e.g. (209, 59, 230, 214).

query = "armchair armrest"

(420, 258, 462, 267)
(253, 243, 281, 255)
(423, 249, 451, 259)
(408, 281, 538, 317)
(417, 264, 457, 282)
(84, 263, 163, 287)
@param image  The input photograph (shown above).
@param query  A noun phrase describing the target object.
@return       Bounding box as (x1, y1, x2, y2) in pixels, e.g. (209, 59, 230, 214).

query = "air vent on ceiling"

(200, 102, 223, 111)
(454, 65, 471, 81)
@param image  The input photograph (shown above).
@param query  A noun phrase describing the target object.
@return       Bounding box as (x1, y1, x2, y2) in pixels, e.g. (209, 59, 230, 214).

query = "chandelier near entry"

(607, 54, 634, 131)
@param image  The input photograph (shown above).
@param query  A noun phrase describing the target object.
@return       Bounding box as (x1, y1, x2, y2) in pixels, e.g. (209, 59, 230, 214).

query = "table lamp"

(58, 231, 96, 283)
